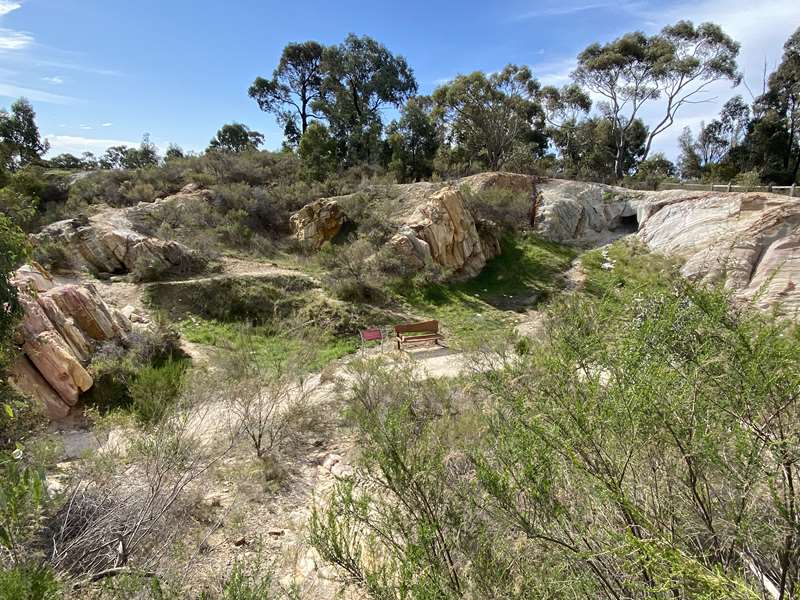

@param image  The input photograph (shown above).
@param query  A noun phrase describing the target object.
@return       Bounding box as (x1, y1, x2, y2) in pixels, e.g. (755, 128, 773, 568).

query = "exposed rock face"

(289, 198, 345, 249)
(398, 187, 493, 278)
(535, 180, 644, 243)
(295, 172, 526, 277)
(8, 263, 130, 419)
(637, 192, 800, 316)
(534, 180, 800, 316)
(34, 193, 207, 281)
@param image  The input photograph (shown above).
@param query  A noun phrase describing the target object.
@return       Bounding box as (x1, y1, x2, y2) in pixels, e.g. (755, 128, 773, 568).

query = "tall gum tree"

(249, 41, 325, 145)
(573, 21, 740, 180)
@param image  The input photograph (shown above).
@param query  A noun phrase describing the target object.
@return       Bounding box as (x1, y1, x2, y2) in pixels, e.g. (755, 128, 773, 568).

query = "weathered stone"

(534, 181, 800, 316)
(35, 203, 205, 280)
(23, 331, 93, 406)
(8, 355, 71, 420)
(11, 262, 54, 293)
(289, 199, 345, 249)
(9, 264, 131, 417)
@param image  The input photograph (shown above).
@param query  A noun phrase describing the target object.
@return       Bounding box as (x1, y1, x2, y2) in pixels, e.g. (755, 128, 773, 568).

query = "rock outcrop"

(34, 189, 208, 281)
(391, 186, 494, 278)
(637, 191, 800, 316)
(293, 172, 527, 277)
(289, 199, 345, 249)
(535, 180, 645, 243)
(8, 263, 130, 419)
(534, 180, 800, 316)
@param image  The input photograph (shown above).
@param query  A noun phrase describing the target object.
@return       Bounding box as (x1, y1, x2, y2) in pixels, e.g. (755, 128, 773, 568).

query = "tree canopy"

(433, 65, 546, 172)
(249, 41, 325, 147)
(208, 123, 265, 154)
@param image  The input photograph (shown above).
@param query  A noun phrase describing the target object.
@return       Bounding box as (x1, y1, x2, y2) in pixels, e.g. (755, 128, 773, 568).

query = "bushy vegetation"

(84, 318, 189, 424)
(311, 243, 800, 598)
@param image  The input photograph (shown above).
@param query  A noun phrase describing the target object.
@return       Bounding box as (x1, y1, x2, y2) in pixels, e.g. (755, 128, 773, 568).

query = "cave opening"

(615, 213, 639, 233)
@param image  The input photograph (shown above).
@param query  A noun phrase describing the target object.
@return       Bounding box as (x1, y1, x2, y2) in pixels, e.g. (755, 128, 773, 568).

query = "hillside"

(1, 168, 799, 597)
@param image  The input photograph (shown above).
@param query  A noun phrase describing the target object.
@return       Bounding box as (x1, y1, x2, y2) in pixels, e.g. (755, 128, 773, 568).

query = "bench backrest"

(394, 320, 439, 335)
(360, 328, 383, 342)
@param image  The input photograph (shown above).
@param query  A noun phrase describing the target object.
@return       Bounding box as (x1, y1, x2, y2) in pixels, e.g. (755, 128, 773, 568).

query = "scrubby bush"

(84, 319, 189, 423)
(318, 238, 387, 302)
(0, 564, 61, 600)
(461, 185, 532, 234)
(311, 250, 800, 598)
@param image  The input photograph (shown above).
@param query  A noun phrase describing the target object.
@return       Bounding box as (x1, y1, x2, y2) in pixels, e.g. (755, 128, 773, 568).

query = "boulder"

(289, 199, 345, 249)
(11, 262, 55, 293)
(403, 187, 489, 278)
(23, 331, 93, 406)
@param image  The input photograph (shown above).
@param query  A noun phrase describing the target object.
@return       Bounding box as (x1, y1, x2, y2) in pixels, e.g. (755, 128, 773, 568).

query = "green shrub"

(0, 564, 61, 600)
(84, 320, 189, 422)
(145, 274, 317, 325)
(312, 264, 798, 598)
(128, 358, 188, 424)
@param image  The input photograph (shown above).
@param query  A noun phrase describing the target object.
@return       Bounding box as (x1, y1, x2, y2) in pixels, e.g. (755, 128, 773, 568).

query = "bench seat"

(394, 321, 446, 350)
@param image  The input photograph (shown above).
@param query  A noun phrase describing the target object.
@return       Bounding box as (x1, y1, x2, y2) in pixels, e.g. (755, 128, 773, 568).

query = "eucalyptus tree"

(0, 98, 49, 174)
(574, 21, 740, 179)
(249, 41, 325, 146)
(207, 123, 264, 154)
(315, 34, 417, 164)
(432, 65, 546, 171)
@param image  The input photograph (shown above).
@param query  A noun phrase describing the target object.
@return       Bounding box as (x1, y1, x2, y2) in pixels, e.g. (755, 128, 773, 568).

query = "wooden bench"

(394, 320, 445, 350)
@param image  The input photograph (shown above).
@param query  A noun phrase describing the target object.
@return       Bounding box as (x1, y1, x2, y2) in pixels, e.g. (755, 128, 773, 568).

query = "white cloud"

(0, 1, 20, 16)
(101, 122, 113, 127)
(0, 28, 32, 50)
(516, 1, 643, 20)
(0, 82, 78, 104)
(42, 76, 63, 85)
(79, 124, 92, 130)
(45, 134, 139, 157)
(533, 57, 577, 86)
(633, 0, 800, 157)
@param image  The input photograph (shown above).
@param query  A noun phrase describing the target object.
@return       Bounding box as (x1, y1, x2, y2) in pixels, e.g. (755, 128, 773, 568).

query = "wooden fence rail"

(622, 181, 797, 197)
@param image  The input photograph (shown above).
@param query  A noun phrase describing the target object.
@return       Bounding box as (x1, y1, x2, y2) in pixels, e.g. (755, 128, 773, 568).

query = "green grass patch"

(400, 234, 577, 344)
(459, 234, 577, 309)
(179, 317, 357, 373)
(581, 238, 681, 299)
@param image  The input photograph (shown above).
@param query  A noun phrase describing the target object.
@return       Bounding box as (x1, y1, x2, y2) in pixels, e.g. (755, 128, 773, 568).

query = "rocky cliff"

(535, 180, 800, 316)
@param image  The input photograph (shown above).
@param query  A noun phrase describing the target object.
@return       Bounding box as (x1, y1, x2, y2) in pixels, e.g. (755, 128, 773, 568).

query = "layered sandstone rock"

(637, 191, 800, 316)
(289, 198, 345, 249)
(294, 173, 524, 277)
(534, 180, 800, 316)
(396, 186, 492, 278)
(535, 180, 645, 243)
(34, 191, 207, 281)
(8, 264, 131, 419)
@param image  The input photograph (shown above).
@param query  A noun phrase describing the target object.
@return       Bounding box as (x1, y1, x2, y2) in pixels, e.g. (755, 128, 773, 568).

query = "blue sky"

(1, 0, 798, 161)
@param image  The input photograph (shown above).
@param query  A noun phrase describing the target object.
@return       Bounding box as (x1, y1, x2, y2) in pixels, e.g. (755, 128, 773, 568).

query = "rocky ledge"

(34, 184, 208, 281)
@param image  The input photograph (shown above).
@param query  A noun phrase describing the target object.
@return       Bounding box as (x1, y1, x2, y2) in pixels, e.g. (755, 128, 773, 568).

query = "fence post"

(768, 184, 773, 193)
(727, 182, 732, 192)
(792, 183, 796, 198)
